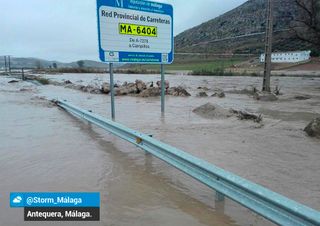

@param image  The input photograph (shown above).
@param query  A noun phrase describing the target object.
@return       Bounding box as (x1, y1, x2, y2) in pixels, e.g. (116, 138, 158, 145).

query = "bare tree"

(292, 0, 320, 48)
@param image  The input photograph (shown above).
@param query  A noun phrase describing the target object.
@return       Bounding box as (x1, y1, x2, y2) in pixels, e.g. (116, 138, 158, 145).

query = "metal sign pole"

(109, 63, 115, 120)
(97, 0, 173, 117)
(161, 64, 165, 114)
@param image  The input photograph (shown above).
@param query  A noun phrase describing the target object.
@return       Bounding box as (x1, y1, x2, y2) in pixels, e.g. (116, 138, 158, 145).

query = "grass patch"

(120, 57, 245, 72)
(191, 68, 232, 76)
(34, 77, 50, 85)
(114, 68, 160, 74)
(190, 69, 261, 76)
(35, 68, 107, 74)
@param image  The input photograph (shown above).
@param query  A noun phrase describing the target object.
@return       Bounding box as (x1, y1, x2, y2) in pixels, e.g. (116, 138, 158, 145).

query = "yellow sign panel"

(119, 23, 157, 37)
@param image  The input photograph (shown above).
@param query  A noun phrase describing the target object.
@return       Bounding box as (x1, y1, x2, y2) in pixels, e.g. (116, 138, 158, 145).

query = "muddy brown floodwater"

(0, 74, 319, 226)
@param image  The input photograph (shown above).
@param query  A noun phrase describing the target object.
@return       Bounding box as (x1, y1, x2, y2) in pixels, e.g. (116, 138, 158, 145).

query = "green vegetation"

(34, 77, 50, 85)
(311, 49, 320, 57)
(120, 57, 244, 74)
(190, 68, 260, 76)
(35, 68, 107, 74)
(191, 68, 232, 76)
(114, 68, 160, 74)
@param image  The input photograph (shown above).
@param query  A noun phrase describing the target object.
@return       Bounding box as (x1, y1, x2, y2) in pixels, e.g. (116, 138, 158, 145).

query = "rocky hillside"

(175, 0, 312, 54)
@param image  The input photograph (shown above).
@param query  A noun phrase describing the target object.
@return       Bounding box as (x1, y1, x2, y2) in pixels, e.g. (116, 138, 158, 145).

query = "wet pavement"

(0, 74, 320, 226)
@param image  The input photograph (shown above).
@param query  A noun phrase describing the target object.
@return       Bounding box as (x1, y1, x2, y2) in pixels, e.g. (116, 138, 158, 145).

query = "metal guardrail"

(55, 99, 320, 226)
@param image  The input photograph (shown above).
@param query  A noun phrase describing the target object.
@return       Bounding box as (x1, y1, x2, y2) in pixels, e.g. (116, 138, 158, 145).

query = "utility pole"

(8, 55, 11, 73)
(262, 0, 273, 92)
(4, 56, 7, 72)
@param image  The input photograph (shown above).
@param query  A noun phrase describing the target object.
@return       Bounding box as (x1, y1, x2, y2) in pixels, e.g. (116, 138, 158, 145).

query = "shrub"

(35, 77, 50, 85)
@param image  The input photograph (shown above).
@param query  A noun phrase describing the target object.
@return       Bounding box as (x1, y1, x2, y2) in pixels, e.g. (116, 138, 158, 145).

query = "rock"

(8, 80, 19, 83)
(89, 88, 101, 94)
(125, 82, 138, 94)
(254, 92, 278, 101)
(66, 84, 85, 91)
(197, 91, 208, 97)
(231, 109, 263, 123)
(167, 86, 191, 96)
(114, 87, 121, 96)
(304, 117, 320, 137)
(64, 80, 72, 84)
(273, 86, 282, 96)
(115, 86, 129, 96)
(294, 95, 311, 100)
(193, 103, 233, 119)
(228, 88, 258, 95)
(19, 88, 33, 92)
(146, 81, 154, 88)
(135, 80, 146, 92)
(197, 86, 209, 91)
(212, 91, 225, 98)
(218, 92, 226, 98)
(117, 86, 136, 96)
(110, 82, 138, 96)
(81, 85, 101, 94)
(101, 82, 110, 94)
(194, 103, 263, 123)
(156, 80, 170, 89)
(139, 87, 160, 97)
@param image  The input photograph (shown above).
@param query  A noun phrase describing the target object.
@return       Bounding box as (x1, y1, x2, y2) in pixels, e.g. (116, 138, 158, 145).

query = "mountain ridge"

(175, 0, 313, 54)
(0, 57, 108, 69)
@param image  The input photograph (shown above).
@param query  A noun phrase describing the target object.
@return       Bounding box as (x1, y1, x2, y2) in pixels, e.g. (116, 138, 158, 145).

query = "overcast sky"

(0, 0, 246, 62)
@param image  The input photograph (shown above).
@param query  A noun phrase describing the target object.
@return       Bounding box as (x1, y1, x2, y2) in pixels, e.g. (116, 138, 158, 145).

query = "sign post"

(109, 63, 115, 120)
(160, 64, 165, 114)
(97, 0, 174, 119)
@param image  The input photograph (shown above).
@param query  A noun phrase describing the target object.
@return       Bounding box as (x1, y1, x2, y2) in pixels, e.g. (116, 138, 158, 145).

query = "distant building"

(260, 50, 311, 63)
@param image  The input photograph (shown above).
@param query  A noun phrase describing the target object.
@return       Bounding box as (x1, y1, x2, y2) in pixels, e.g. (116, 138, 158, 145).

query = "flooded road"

(1, 74, 320, 226)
